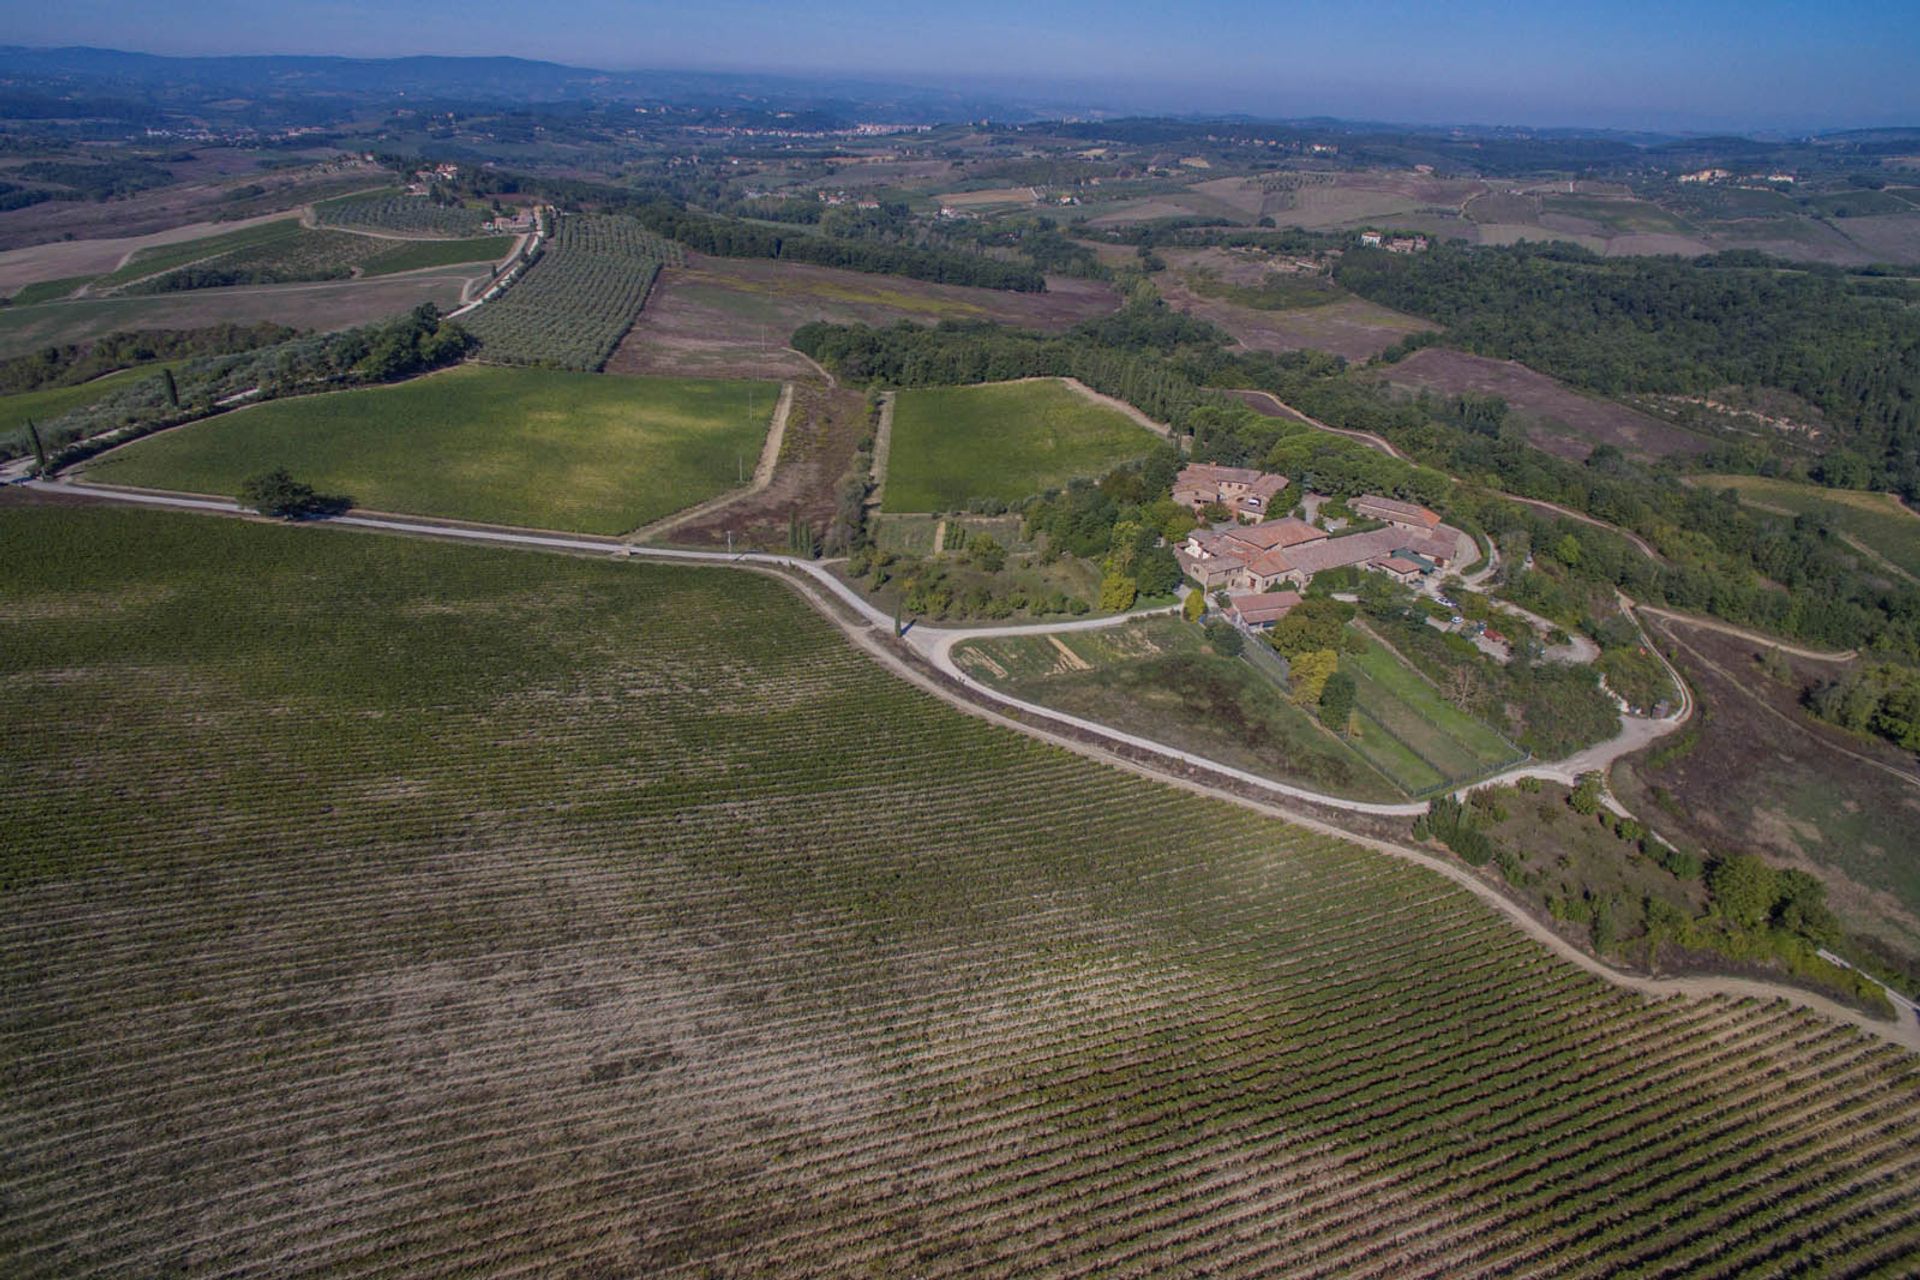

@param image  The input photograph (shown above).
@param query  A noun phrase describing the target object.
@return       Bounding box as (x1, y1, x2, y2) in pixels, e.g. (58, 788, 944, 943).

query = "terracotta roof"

(1370, 555, 1425, 575)
(1403, 529, 1460, 561)
(1218, 518, 1325, 553)
(1353, 494, 1442, 528)
(1229, 590, 1303, 625)
(1244, 548, 1297, 578)
(1177, 463, 1263, 488)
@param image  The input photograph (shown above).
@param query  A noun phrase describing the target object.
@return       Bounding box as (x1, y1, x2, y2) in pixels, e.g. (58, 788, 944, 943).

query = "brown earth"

(607, 254, 1120, 380)
(0, 273, 475, 359)
(1156, 249, 1434, 363)
(1376, 348, 1715, 461)
(0, 155, 379, 252)
(668, 379, 869, 551)
(0, 210, 305, 295)
(1613, 614, 1920, 964)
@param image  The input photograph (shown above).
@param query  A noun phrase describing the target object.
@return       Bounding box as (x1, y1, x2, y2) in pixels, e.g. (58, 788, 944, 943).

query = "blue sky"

(5, 0, 1917, 131)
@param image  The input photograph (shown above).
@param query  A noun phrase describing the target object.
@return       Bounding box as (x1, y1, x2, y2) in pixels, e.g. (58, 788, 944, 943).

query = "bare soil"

(0, 156, 380, 252)
(1377, 348, 1715, 461)
(607, 253, 1120, 381)
(1156, 249, 1433, 362)
(0, 211, 305, 294)
(669, 380, 869, 550)
(1613, 614, 1920, 959)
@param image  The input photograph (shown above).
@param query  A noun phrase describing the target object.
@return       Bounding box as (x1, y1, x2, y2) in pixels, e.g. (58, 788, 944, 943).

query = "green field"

(100, 218, 307, 287)
(360, 235, 515, 276)
(5, 276, 92, 305)
(3, 504, 1917, 1277)
(1692, 474, 1920, 579)
(1343, 634, 1526, 795)
(883, 379, 1158, 513)
(954, 616, 1402, 801)
(0, 363, 180, 445)
(85, 365, 775, 534)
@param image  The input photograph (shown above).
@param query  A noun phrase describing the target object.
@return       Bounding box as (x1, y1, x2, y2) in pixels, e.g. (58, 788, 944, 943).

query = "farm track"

(626, 382, 794, 543)
(21, 476, 1917, 1050)
(6, 493, 1920, 1278)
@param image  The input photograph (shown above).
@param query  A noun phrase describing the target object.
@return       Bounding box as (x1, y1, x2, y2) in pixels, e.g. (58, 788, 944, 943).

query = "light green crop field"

(85, 365, 776, 534)
(955, 617, 1403, 803)
(6, 275, 92, 305)
(883, 379, 1158, 513)
(1692, 474, 1920, 580)
(2, 504, 1917, 1278)
(1343, 635, 1525, 795)
(360, 235, 515, 276)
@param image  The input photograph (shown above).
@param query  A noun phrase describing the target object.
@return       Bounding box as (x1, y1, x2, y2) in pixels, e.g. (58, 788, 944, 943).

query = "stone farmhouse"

(1172, 464, 1291, 521)
(1175, 496, 1462, 606)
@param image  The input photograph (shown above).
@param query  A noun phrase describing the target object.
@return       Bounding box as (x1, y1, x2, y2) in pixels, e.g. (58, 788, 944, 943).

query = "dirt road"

(24, 476, 1914, 1050)
(627, 383, 794, 544)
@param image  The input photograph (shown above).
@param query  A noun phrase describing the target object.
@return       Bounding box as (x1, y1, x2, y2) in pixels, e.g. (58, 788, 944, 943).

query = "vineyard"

(118, 227, 511, 293)
(3, 504, 1919, 1279)
(462, 214, 684, 371)
(313, 192, 492, 238)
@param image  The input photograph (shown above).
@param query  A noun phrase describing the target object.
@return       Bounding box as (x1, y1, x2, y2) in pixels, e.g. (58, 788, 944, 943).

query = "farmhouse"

(1172, 464, 1290, 519)
(1179, 509, 1463, 597)
(1351, 494, 1442, 532)
(1359, 230, 1385, 247)
(1227, 590, 1304, 629)
(1386, 236, 1429, 254)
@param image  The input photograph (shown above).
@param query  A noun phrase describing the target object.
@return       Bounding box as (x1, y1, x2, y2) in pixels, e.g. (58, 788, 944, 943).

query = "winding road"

(18, 476, 1916, 1050)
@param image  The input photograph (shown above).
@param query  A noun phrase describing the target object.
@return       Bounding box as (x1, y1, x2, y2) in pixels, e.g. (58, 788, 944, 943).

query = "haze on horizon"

(3, 0, 1917, 133)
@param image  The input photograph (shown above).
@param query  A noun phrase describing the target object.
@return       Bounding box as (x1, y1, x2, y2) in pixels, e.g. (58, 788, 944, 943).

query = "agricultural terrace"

(0, 362, 181, 446)
(1342, 632, 1527, 797)
(608, 254, 1120, 381)
(1691, 475, 1920, 581)
(84, 366, 776, 534)
(883, 378, 1158, 513)
(313, 191, 492, 238)
(4, 504, 1920, 1278)
(0, 275, 474, 360)
(953, 616, 1401, 802)
(461, 214, 683, 371)
(98, 220, 510, 293)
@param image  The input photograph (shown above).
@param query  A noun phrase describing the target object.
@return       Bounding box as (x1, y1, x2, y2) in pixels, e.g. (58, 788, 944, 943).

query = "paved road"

(22, 477, 1920, 1051)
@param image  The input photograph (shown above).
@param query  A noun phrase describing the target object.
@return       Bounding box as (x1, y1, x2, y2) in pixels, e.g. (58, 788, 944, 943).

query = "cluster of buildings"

(1169, 465, 1464, 629)
(1359, 230, 1429, 253)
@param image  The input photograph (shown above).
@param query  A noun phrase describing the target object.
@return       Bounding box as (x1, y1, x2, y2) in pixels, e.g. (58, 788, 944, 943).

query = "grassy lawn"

(1342, 634, 1524, 795)
(954, 616, 1402, 801)
(883, 379, 1158, 513)
(85, 365, 776, 534)
(1690, 474, 1920, 579)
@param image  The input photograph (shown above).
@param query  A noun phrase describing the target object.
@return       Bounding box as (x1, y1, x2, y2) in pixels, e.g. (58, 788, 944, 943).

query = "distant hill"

(0, 45, 1030, 122)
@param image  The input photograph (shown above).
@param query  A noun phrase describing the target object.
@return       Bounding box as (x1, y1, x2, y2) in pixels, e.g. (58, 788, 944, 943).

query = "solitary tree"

(1317, 671, 1356, 732)
(1288, 649, 1339, 707)
(239, 469, 349, 520)
(25, 418, 49, 476)
(1707, 852, 1779, 931)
